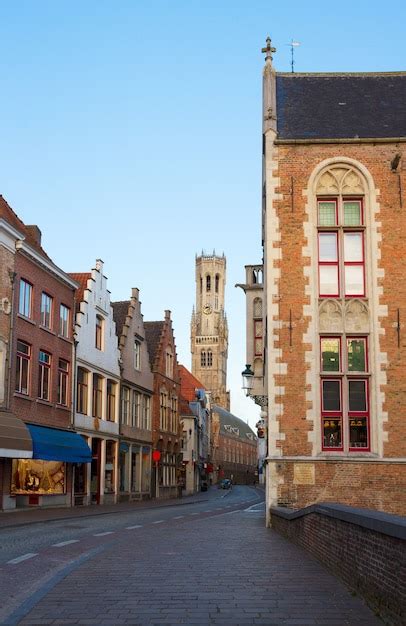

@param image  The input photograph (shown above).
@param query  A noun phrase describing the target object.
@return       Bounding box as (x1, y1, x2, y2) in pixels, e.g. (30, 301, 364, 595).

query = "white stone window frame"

(304, 157, 387, 458)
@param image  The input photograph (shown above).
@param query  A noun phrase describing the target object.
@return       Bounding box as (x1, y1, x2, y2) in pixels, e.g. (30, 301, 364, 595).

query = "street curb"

(0, 497, 210, 530)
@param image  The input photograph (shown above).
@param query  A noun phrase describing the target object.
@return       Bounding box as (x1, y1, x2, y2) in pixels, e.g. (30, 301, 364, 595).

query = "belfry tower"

(191, 252, 230, 410)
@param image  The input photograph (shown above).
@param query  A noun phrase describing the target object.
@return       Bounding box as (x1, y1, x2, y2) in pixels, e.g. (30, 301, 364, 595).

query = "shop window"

(104, 441, 116, 493)
(15, 340, 31, 395)
(12, 459, 65, 495)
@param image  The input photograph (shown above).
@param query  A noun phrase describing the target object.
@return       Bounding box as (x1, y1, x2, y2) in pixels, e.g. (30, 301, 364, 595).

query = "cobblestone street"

(0, 488, 381, 626)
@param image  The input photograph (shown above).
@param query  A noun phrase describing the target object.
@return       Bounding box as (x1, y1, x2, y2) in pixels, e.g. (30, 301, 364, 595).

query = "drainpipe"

(5, 271, 16, 410)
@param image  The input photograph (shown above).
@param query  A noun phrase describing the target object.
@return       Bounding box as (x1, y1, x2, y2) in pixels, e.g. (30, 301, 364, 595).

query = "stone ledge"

(270, 502, 406, 540)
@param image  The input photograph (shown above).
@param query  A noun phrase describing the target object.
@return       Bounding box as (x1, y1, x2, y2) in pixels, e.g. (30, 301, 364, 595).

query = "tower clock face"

(203, 304, 212, 315)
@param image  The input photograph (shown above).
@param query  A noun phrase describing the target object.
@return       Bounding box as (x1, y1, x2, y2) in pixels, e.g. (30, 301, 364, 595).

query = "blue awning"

(26, 424, 92, 463)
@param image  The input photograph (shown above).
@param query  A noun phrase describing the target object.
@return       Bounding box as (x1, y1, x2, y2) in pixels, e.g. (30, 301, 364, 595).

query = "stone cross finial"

(261, 36, 276, 61)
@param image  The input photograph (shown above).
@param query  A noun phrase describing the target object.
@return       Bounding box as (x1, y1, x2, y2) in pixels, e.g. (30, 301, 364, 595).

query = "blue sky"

(0, 1, 404, 427)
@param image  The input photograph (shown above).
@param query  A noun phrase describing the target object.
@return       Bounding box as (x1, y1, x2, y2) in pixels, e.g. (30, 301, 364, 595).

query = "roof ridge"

(277, 71, 406, 77)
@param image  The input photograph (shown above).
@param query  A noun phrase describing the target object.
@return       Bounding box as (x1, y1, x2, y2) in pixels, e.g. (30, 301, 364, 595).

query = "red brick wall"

(271, 507, 405, 625)
(269, 142, 406, 513)
(273, 460, 406, 516)
(10, 251, 76, 430)
(0, 246, 14, 407)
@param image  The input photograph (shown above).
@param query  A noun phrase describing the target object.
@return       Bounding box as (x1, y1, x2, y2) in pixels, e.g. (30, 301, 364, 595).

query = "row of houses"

(0, 196, 257, 510)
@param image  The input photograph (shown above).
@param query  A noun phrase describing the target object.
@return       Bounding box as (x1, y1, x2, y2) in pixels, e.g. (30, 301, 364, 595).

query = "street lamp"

(241, 364, 254, 397)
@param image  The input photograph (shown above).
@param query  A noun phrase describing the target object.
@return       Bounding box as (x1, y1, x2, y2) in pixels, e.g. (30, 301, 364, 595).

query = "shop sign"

(152, 450, 161, 462)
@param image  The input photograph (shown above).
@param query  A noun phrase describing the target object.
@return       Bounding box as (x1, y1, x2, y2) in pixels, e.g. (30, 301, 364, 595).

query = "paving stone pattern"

(17, 509, 381, 626)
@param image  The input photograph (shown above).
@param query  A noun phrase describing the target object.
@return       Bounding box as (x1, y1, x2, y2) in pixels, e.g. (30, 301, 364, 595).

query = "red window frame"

(342, 197, 364, 226)
(320, 336, 341, 373)
(348, 379, 370, 451)
(15, 340, 31, 395)
(318, 231, 339, 297)
(317, 198, 338, 226)
(321, 378, 343, 451)
(343, 231, 365, 297)
(346, 337, 368, 373)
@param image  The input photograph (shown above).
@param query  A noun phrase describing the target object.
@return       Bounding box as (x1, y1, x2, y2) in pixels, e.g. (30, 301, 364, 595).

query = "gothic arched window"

(207, 350, 213, 367)
(215, 274, 220, 293)
(206, 275, 211, 292)
(201, 351, 206, 367)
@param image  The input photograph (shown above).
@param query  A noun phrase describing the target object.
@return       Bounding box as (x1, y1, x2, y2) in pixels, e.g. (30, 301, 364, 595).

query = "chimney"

(26, 225, 42, 246)
(131, 288, 139, 300)
(165, 309, 171, 320)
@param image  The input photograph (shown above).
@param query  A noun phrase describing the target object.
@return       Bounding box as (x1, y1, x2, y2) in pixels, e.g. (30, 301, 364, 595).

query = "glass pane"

(318, 202, 336, 226)
(319, 265, 339, 295)
(323, 417, 342, 448)
(321, 338, 340, 372)
(349, 416, 368, 448)
(345, 265, 364, 296)
(322, 380, 341, 411)
(319, 233, 338, 261)
(344, 201, 362, 226)
(344, 233, 363, 261)
(347, 339, 366, 372)
(349, 380, 367, 412)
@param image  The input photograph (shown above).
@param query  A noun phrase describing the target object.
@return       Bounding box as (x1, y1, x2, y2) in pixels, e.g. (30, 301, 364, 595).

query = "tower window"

(201, 351, 206, 367)
(206, 275, 211, 292)
(215, 274, 220, 293)
(207, 350, 213, 367)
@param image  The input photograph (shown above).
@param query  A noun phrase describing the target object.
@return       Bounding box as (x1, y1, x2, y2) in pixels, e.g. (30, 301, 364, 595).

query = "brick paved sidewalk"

(15, 505, 380, 625)
(0, 490, 224, 530)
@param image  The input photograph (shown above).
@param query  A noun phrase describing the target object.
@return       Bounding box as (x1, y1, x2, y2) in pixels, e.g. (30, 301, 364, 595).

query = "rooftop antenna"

(287, 40, 300, 73)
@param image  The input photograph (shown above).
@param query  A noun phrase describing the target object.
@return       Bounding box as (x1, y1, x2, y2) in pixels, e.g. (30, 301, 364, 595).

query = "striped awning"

(0, 411, 33, 459)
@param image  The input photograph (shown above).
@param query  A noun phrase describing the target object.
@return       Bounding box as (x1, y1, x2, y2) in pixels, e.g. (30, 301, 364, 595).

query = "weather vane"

(286, 39, 300, 73)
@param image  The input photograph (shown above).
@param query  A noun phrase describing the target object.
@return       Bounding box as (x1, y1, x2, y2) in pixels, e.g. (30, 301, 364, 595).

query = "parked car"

(218, 479, 231, 489)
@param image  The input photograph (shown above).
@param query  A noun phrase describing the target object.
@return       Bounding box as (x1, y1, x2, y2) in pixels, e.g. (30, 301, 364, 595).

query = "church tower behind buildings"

(191, 252, 229, 410)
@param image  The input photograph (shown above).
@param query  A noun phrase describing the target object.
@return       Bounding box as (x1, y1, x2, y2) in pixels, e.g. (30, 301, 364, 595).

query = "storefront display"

(11, 459, 65, 495)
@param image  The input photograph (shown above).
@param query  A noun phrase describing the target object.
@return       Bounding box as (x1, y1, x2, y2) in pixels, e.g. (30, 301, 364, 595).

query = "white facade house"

(70, 260, 121, 505)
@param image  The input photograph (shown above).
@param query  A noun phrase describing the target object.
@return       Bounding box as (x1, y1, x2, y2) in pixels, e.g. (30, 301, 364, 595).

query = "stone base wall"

(270, 503, 406, 626)
(269, 460, 406, 516)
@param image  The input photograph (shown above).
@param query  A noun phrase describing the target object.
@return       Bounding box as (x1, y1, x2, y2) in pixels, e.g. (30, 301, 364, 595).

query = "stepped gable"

(68, 272, 92, 312)
(213, 405, 256, 441)
(0, 195, 50, 260)
(112, 300, 130, 339)
(144, 321, 165, 369)
(276, 72, 406, 140)
(179, 364, 206, 402)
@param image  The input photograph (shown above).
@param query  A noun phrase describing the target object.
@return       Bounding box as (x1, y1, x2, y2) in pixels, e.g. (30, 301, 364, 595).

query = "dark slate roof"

(213, 405, 257, 443)
(276, 73, 406, 140)
(144, 321, 164, 368)
(112, 301, 129, 338)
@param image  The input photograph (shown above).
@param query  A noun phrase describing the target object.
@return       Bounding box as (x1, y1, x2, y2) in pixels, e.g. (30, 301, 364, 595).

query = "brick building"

(0, 197, 90, 510)
(145, 311, 181, 498)
(112, 288, 153, 500)
(178, 364, 211, 494)
(246, 40, 406, 521)
(211, 406, 257, 484)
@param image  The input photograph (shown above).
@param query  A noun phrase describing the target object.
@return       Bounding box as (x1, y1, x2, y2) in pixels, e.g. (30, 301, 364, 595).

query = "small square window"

(343, 201, 362, 226)
(321, 338, 340, 372)
(347, 339, 367, 372)
(318, 201, 337, 226)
